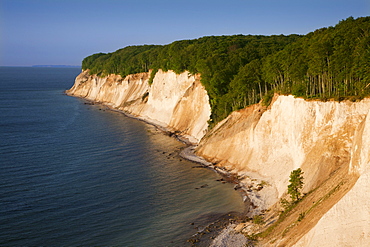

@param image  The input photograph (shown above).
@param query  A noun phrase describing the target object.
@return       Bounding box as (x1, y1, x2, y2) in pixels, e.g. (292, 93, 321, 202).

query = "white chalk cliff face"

(66, 69, 211, 143)
(197, 95, 370, 245)
(68, 70, 370, 246)
(294, 104, 370, 247)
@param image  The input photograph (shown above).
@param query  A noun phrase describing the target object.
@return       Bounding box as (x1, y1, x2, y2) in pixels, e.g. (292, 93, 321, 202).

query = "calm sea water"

(0, 67, 244, 246)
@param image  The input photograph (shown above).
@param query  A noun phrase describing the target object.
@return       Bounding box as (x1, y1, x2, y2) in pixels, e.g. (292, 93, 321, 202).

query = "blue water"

(0, 67, 244, 246)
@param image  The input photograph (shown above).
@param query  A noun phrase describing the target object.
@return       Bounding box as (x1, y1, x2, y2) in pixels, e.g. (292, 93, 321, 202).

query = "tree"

(287, 168, 304, 202)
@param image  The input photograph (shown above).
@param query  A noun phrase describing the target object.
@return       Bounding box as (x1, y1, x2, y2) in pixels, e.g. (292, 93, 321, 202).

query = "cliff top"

(82, 16, 370, 125)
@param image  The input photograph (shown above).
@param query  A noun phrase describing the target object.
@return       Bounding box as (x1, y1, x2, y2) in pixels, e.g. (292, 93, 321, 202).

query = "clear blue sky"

(1, 0, 369, 66)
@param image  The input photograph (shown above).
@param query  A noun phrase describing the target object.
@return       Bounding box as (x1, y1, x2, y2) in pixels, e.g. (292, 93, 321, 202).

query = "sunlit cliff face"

(66, 69, 211, 143)
(196, 94, 370, 246)
(197, 95, 370, 200)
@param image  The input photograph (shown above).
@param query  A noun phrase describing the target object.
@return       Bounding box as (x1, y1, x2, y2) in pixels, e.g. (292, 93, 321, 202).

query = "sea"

(0, 67, 244, 246)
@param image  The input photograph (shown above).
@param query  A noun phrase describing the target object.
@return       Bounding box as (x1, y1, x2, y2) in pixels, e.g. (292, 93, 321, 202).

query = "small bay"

(0, 67, 244, 246)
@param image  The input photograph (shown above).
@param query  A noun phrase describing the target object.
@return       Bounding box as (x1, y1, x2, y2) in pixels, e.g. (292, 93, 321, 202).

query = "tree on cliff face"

(288, 168, 304, 202)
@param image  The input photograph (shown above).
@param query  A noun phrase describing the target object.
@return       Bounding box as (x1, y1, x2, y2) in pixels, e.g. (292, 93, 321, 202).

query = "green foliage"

(252, 214, 265, 225)
(288, 168, 304, 202)
(148, 68, 158, 85)
(82, 16, 370, 125)
(262, 90, 274, 106)
(298, 212, 305, 222)
(280, 198, 292, 211)
(291, 83, 306, 97)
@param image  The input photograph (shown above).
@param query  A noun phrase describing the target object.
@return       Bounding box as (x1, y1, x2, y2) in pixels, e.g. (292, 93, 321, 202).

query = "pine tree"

(288, 168, 304, 202)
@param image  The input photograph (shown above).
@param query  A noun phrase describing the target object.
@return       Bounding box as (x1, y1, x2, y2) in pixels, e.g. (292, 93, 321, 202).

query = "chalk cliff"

(293, 104, 370, 247)
(68, 70, 370, 246)
(66, 69, 211, 143)
(196, 95, 370, 246)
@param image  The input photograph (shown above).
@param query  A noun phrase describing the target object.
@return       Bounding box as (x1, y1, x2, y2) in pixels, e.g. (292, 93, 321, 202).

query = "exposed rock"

(209, 224, 250, 247)
(66, 69, 211, 143)
(293, 107, 370, 246)
(197, 94, 370, 245)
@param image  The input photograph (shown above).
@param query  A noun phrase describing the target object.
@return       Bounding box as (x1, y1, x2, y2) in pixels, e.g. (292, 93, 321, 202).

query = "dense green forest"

(82, 17, 370, 124)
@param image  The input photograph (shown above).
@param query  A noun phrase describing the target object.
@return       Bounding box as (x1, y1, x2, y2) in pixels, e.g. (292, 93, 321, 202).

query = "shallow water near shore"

(0, 67, 245, 246)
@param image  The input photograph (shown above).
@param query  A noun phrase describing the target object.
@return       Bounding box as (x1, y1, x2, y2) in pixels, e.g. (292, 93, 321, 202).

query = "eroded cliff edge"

(67, 70, 370, 246)
(196, 94, 370, 246)
(66, 69, 211, 143)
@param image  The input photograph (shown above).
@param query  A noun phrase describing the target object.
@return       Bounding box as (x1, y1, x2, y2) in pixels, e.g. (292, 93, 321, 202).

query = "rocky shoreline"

(124, 116, 256, 246)
(179, 146, 255, 246)
(186, 213, 250, 246)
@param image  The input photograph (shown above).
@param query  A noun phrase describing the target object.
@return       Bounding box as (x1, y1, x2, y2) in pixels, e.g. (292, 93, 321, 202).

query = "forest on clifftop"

(82, 16, 370, 124)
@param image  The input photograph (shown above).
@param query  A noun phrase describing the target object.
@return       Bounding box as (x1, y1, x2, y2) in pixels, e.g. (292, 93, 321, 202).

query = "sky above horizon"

(1, 0, 369, 66)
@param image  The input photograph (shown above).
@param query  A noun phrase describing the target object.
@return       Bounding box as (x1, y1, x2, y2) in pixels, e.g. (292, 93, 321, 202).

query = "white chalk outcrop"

(66, 69, 211, 143)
